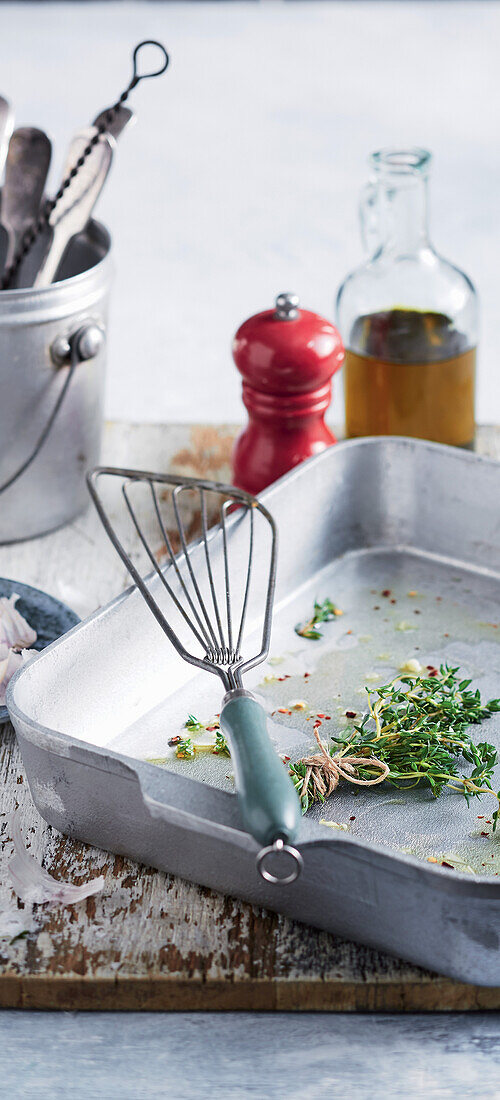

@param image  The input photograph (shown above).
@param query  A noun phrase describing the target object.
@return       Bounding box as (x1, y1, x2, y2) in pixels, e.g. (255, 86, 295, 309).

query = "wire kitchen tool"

(1, 39, 169, 289)
(87, 467, 303, 885)
(32, 106, 135, 288)
(92, 104, 135, 143)
(33, 130, 114, 288)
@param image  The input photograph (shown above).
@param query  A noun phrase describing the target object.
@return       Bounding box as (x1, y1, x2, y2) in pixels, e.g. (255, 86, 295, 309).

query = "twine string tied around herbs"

(298, 727, 389, 803)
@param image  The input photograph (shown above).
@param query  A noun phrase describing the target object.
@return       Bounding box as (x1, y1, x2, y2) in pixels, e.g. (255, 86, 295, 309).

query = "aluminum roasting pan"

(7, 438, 500, 986)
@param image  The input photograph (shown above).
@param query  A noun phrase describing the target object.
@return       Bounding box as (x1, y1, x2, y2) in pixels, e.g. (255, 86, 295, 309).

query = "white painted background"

(1, 1, 499, 423)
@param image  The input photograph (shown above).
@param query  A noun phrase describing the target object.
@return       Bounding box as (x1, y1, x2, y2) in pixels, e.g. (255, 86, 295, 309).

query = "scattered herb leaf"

(295, 598, 343, 640)
(213, 729, 231, 757)
(176, 737, 195, 759)
(9, 930, 29, 945)
(185, 715, 204, 733)
(174, 717, 230, 758)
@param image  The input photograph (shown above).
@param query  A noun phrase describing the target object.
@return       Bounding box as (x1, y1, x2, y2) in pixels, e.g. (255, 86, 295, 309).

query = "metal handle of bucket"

(0, 321, 105, 497)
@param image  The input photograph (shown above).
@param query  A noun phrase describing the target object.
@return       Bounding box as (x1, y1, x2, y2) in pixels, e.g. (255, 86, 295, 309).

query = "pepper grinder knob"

(232, 293, 344, 495)
(274, 292, 300, 320)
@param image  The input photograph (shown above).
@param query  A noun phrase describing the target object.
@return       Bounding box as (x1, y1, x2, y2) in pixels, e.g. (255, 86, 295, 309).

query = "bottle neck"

(378, 174, 429, 256)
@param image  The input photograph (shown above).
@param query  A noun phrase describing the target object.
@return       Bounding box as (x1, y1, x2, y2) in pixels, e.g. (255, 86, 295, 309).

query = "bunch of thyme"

(292, 665, 500, 825)
(153, 667, 500, 830)
(289, 729, 388, 813)
(295, 597, 343, 640)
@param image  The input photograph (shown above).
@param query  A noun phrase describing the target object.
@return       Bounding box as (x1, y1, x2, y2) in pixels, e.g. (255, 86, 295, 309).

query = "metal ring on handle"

(256, 837, 303, 885)
(0, 322, 105, 497)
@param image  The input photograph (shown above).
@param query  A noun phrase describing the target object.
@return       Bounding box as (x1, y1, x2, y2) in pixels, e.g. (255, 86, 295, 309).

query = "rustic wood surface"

(1, 422, 500, 1013)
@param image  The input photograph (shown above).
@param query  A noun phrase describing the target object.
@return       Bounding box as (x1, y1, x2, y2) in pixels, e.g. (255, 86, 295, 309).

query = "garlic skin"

(0, 595, 37, 705)
(0, 646, 34, 705)
(0, 645, 23, 705)
(8, 811, 105, 907)
(0, 594, 37, 650)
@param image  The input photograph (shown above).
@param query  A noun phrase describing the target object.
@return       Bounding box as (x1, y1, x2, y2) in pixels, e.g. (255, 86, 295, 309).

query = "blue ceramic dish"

(0, 577, 79, 723)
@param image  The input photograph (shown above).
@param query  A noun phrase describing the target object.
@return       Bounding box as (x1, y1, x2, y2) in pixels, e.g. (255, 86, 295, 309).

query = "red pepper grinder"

(232, 293, 344, 494)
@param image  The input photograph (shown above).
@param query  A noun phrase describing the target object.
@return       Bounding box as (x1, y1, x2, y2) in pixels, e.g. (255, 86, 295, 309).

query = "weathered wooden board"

(1, 423, 499, 1012)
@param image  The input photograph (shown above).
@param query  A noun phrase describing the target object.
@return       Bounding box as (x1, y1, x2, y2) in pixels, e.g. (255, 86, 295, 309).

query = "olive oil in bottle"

(337, 149, 477, 447)
(344, 308, 475, 447)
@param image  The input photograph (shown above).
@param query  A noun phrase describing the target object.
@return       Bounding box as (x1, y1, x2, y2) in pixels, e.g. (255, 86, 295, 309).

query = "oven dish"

(8, 438, 500, 986)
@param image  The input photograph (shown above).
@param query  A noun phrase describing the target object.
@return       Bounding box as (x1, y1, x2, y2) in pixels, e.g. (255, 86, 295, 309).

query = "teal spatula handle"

(221, 691, 302, 883)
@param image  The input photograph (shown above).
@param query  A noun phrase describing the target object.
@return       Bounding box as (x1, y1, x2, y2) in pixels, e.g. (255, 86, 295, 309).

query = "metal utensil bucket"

(0, 220, 112, 543)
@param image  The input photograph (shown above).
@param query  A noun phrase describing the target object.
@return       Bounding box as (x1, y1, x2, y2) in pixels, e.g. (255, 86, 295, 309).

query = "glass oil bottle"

(336, 149, 477, 447)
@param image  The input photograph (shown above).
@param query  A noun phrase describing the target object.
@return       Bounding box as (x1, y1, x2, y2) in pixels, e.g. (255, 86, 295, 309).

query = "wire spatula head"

(88, 465, 303, 882)
(87, 467, 278, 691)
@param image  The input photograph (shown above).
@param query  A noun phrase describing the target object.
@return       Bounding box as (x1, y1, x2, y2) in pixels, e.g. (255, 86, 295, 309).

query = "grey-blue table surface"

(1, 1010, 499, 1099)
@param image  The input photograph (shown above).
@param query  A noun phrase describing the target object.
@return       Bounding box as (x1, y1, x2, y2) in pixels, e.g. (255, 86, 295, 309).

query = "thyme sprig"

(185, 714, 204, 733)
(294, 665, 500, 826)
(176, 716, 230, 758)
(176, 737, 196, 759)
(295, 598, 343, 640)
